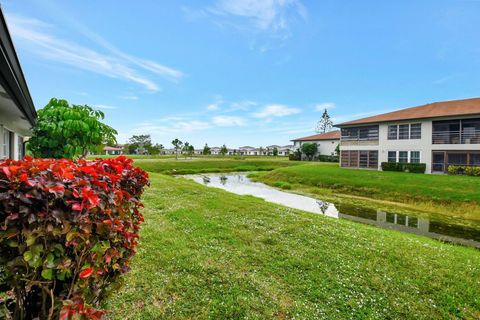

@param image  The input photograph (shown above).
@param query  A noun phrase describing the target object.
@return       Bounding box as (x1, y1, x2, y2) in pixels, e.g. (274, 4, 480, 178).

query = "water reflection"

(183, 173, 480, 249)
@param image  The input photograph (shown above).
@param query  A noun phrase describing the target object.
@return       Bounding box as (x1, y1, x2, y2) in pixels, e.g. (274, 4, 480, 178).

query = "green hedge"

(317, 155, 339, 163)
(448, 165, 480, 176)
(381, 162, 426, 174)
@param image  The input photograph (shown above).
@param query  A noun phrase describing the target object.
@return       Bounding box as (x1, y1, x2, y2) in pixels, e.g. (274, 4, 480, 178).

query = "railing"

(432, 130, 480, 144)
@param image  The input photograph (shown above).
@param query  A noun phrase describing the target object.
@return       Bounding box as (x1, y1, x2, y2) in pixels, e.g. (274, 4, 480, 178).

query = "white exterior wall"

(339, 116, 480, 173)
(294, 139, 339, 156)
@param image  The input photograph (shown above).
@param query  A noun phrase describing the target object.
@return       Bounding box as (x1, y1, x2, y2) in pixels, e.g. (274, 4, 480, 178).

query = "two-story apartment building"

(336, 98, 480, 173)
(0, 7, 37, 160)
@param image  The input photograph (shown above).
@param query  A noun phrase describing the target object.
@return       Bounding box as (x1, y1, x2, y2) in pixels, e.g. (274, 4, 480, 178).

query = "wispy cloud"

(7, 14, 183, 92)
(227, 100, 257, 112)
(94, 104, 118, 110)
(315, 102, 336, 111)
(132, 120, 211, 135)
(207, 103, 220, 111)
(210, 0, 307, 34)
(120, 95, 139, 100)
(185, 0, 307, 51)
(212, 115, 246, 126)
(252, 104, 300, 119)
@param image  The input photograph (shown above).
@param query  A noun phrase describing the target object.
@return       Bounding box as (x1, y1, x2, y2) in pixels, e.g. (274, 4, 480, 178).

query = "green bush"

(272, 181, 292, 190)
(465, 166, 480, 176)
(448, 165, 480, 176)
(381, 162, 426, 174)
(317, 155, 339, 163)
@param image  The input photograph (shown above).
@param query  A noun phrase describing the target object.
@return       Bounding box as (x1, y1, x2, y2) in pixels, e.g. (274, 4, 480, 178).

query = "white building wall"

(339, 116, 480, 173)
(294, 139, 339, 156)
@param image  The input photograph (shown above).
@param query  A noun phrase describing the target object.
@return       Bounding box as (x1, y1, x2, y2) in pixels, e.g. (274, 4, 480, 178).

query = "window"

(368, 151, 378, 169)
(410, 151, 420, 163)
(398, 151, 408, 163)
(17, 136, 24, 160)
(340, 151, 349, 167)
(340, 150, 378, 168)
(410, 124, 421, 139)
(341, 125, 379, 141)
(388, 123, 421, 140)
(359, 151, 368, 168)
(388, 151, 397, 162)
(398, 125, 409, 140)
(388, 125, 398, 140)
(3, 129, 10, 159)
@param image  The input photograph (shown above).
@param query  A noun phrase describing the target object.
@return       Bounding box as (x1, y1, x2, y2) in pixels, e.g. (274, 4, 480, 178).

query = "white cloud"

(315, 102, 336, 112)
(212, 115, 246, 126)
(132, 120, 211, 135)
(7, 14, 183, 92)
(252, 104, 300, 118)
(207, 103, 220, 111)
(121, 95, 139, 100)
(94, 104, 117, 110)
(212, 0, 307, 33)
(227, 100, 257, 111)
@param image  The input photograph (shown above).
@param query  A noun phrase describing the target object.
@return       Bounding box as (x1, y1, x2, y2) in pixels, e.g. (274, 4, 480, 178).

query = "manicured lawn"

(133, 157, 301, 175)
(253, 162, 480, 220)
(104, 173, 480, 319)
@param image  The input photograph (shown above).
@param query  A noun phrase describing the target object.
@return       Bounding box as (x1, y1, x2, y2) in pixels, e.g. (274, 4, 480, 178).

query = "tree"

(220, 144, 228, 156)
(147, 143, 163, 155)
(203, 143, 211, 155)
(187, 144, 195, 158)
(128, 135, 152, 154)
(335, 144, 340, 156)
(301, 142, 318, 161)
(172, 139, 183, 160)
(182, 142, 194, 159)
(28, 98, 117, 159)
(273, 147, 279, 157)
(316, 108, 333, 134)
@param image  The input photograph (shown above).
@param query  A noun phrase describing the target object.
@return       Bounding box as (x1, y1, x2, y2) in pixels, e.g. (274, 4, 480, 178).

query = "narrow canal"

(183, 173, 480, 249)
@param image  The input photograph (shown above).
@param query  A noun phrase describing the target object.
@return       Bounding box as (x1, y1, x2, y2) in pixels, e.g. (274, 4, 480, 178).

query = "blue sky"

(3, 0, 480, 147)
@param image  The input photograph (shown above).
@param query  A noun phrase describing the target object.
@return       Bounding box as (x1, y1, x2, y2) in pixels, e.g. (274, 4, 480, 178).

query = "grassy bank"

(104, 173, 480, 319)
(133, 157, 300, 175)
(252, 163, 480, 221)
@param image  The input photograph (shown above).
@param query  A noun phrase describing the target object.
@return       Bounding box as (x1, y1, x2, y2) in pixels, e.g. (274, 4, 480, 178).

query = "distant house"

(335, 97, 480, 173)
(292, 131, 340, 158)
(0, 8, 37, 160)
(239, 146, 257, 155)
(102, 146, 124, 155)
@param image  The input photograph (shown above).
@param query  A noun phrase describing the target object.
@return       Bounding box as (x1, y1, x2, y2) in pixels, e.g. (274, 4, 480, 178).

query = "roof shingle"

(292, 131, 340, 142)
(336, 97, 480, 126)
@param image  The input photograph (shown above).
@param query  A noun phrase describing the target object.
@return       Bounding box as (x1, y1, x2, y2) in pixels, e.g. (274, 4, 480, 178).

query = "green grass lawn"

(252, 162, 480, 221)
(104, 173, 480, 319)
(132, 157, 301, 175)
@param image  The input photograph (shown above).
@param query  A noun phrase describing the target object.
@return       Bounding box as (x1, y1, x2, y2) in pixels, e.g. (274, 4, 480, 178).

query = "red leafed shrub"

(0, 156, 149, 319)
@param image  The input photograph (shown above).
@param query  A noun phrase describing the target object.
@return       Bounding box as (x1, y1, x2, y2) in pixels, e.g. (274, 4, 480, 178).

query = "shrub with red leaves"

(0, 156, 149, 319)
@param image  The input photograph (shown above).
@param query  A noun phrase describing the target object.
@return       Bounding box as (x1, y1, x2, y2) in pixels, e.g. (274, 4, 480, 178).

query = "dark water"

(184, 173, 480, 249)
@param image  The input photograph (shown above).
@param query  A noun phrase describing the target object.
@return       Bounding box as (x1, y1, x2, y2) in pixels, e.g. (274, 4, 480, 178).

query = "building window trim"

(387, 123, 422, 140)
(387, 151, 421, 164)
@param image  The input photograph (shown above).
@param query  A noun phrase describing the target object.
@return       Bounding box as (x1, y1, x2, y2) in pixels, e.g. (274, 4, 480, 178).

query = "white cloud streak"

(6, 14, 183, 92)
(212, 115, 246, 126)
(212, 0, 307, 33)
(252, 104, 300, 118)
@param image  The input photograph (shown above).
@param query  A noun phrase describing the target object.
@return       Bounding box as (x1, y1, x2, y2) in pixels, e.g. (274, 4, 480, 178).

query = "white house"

(102, 146, 124, 155)
(292, 131, 340, 157)
(336, 97, 480, 173)
(0, 9, 37, 160)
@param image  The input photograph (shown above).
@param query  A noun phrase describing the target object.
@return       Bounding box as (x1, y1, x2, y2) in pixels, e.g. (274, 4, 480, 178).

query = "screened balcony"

(432, 119, 480, 144)
(341, 125, 379, 142)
